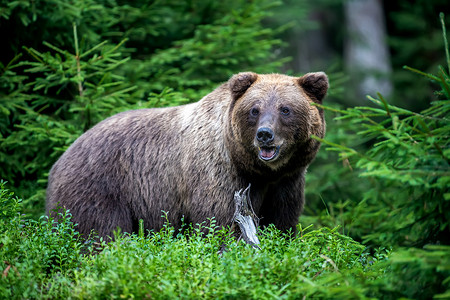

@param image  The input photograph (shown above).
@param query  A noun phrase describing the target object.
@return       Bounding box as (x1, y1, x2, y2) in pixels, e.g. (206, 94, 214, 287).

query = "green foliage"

(300, 13, 450, 299)
(0, 181, 90, 299)
(303, 14, 450, 249)
(384, 0, 450, 110)
(2, 182, 449, 299)
(0, 183, 386, 298)
(384, 245, 450, 299)
(1, 27, 133, 174)
(0, 180, 21, 222)
(313, 57, 449, 247)
(71, 225, 381, 299)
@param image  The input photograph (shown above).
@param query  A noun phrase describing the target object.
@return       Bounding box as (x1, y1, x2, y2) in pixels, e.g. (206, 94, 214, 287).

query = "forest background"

(0, 0, 449, 299)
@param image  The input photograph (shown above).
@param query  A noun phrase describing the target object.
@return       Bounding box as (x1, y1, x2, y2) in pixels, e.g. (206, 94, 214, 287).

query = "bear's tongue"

(260, 147, 276, 159)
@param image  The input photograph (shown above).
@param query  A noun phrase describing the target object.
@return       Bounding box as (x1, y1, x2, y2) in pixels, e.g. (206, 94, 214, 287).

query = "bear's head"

(226, 72, 328, 175)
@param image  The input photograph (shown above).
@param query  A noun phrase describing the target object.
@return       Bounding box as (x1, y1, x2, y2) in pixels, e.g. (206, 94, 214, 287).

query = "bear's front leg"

(257, 175, 305, 235)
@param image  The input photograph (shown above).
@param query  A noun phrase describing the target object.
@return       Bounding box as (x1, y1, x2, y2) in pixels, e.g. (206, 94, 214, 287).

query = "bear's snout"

(256, 127, 274, 145)
(255, 127, 280, 162)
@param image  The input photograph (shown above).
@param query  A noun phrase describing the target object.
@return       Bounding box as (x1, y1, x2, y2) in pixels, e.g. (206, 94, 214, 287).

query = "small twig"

(3, 261, 20, 278)
(73, 23, 84, 98)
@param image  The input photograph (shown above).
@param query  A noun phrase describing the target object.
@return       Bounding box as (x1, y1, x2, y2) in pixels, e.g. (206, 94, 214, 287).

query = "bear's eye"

(250, 108, 260, 116)
(280, 107, 290, 116)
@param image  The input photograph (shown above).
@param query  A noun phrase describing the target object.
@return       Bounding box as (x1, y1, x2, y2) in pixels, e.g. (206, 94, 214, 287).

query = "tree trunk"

(344, 0, 392, 102)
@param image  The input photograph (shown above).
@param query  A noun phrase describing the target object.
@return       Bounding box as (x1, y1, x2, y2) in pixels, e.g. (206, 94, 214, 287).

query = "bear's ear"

(228, 72, 258, 100)
(297, 72, 329, 103)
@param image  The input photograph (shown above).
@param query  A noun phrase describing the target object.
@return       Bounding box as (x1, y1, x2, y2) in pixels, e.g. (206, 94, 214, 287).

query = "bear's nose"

(256, 127, 274, 144)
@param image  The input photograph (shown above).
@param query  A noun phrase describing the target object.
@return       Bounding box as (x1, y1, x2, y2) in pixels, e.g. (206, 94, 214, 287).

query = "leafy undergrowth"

(72, 224, 383, 300)
(2, 181, 447, 300)
(0, 181, 385, 299)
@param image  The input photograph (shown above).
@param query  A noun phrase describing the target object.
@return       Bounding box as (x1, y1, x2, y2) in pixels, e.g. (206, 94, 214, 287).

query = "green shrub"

(314, 62, 449, 247)
(69, 224, 384, 299)
(385, 1, 450, 110)
(2, 181, 449, 299)
(0, 182, 386, 299)
(383, 245, 450, 299)
(0, 181, 90, 299)
(307, 14, 450, 248)
(298, 15, 450, 298)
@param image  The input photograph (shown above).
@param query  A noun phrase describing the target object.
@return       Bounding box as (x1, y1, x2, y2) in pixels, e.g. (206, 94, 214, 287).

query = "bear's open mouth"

(258, 146, 280, 161)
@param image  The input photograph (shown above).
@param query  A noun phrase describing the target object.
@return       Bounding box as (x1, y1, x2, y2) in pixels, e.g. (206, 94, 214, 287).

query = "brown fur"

(46, 72, 328, 239)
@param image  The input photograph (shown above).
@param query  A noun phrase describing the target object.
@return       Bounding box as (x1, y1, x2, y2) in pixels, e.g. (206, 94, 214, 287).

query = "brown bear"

(46, 72, 328, 239)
